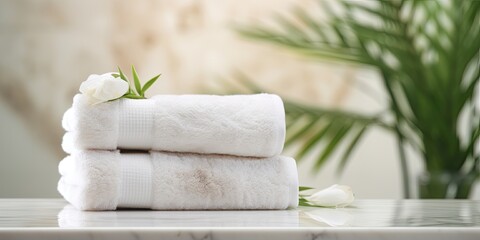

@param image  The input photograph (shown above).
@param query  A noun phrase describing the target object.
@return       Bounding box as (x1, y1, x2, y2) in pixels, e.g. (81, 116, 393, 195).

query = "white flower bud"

(305, 184, 354, 208)
(79, 72, 129, 104)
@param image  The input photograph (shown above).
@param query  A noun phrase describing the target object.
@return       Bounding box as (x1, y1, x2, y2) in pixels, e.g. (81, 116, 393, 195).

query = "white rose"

(304, 184, 354, 208)
(79, 72, 129, 105)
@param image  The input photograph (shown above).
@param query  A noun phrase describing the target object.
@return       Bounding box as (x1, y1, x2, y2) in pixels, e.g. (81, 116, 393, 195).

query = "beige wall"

(0, 0, 478, 199)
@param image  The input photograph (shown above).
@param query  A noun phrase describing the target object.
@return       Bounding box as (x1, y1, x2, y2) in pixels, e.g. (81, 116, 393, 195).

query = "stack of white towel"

(58, 94, 298, 210)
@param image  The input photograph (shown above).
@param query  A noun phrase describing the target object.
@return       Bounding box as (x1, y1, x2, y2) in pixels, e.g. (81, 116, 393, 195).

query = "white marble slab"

(0, 199, 479, 239)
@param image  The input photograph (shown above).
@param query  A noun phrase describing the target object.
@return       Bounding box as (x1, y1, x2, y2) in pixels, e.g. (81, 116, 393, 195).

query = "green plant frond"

(312, 121, 354, 171)
(458, 57, 480, 114)
(234, 0, 480, 194)
(273, 13, 310, 43)
(342, 1, 399, 26)
(295, 121, 338, 162)
(285, 116, 319, 147)
(281, 92, 392, 170)
(218, 72, 391, 170)
(336, 125, 369, 174)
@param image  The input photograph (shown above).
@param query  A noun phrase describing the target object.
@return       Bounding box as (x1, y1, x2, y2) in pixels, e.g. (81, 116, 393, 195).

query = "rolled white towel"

(58, 150, 299, 211)
(62, 94, 286, 157)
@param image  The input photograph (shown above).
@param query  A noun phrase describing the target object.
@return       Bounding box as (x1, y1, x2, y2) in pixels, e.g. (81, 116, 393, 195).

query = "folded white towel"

(58, 151, 298, 210)
(62, 94, 286, 157)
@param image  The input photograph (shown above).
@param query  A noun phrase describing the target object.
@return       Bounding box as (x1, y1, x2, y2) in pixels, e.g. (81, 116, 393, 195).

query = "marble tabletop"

(0, 199, 479, 240)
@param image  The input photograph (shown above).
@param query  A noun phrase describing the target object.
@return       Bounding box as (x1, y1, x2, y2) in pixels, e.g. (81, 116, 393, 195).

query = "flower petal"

(79, 74, 101, 95)
(92, 78, 129, 101)
(305, 184, 354, 208)
(79, 72, 130, 105)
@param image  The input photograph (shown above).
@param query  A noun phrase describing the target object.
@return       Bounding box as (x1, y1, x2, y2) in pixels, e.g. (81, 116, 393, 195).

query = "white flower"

(304, 184, 354, 208)
(79, 72, 129, 104)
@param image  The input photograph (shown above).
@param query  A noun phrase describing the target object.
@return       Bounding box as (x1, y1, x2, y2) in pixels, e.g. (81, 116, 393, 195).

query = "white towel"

(62, 94, 286, 157)
(58, 151, 299, 211)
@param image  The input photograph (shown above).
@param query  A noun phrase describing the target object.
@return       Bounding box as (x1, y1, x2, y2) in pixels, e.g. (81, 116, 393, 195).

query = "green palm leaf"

(235, 0, 480, 198)
(221, 73, 391, 174)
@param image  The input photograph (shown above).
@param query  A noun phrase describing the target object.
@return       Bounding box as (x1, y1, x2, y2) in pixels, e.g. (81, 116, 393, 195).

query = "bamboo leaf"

(117, 66, 128, 82)
(298, 201, 314, 207)
(141, 74, 161, 96)
(131, 65, 142, 95)
(299, 186, 314, 192)
(123, 94, 146, 99)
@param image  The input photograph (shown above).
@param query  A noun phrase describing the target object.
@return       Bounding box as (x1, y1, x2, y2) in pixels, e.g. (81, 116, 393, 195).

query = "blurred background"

(0, 0, 478, 199)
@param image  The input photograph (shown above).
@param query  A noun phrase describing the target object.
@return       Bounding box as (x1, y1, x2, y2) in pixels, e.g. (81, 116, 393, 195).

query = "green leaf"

(141, 74, 161, 96)
(231, 0, 480, 199)
(273, 13, 308, 43)
(123, 94, 146, 99)
(336, 126, 368, 174)
(299, 186, 314, 192)
(131, 65, 142, 95)
(295, 121, 336, 161)
(313, 121, 353, 171)
(285, 117, 318, 147)
(342, 1, 399, 25)
(222, 73, 390, 168)
(117, 66, 128, 82)
(299, 197, 337, 208)
(298, 201, 314, 207)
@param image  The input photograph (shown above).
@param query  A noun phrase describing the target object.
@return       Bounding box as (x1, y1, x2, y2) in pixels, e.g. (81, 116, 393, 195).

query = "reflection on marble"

(58, 205, 299, 228)
(302, 208, 353, 227)
(0, 199, 480, 240)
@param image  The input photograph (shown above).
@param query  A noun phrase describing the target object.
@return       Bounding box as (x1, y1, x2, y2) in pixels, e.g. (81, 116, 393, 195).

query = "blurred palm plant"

(235, 0, 480, 198)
